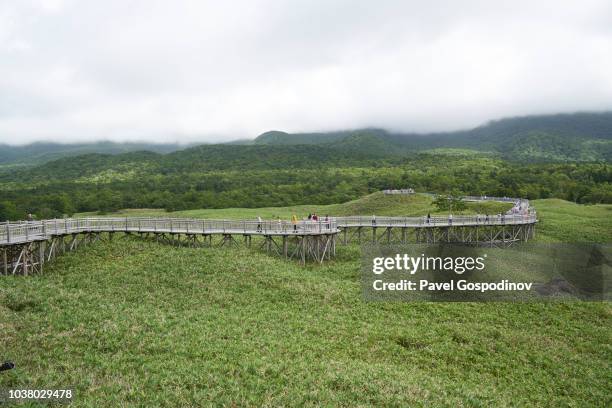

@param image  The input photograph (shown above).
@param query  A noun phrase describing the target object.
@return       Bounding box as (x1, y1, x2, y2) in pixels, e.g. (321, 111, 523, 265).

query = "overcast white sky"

(1, 0, 612, 145)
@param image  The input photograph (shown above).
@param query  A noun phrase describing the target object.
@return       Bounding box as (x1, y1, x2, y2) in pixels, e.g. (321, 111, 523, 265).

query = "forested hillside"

(0, 147, 610, 220)
(0, 144, 388, 183)
(0, 141, 189, 166)
(3, 112, 611, 167)
(254, 112, 612, 161)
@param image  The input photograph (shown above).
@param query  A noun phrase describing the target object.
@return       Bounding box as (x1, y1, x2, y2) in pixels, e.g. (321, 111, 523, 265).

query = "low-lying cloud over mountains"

(1, 0, 612, 144)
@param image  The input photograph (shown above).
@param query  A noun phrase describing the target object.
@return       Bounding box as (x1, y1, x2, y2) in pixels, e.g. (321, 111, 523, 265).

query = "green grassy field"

(531, 198, 612, 242)
(2, 194, 611, 406)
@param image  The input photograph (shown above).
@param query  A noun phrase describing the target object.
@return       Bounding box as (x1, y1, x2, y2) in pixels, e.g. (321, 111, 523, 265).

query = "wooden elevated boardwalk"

(1, 198, 537, 274)
(0, 218, 340, 274)
(0, 218, 339, 245)
(335, 213, 536, 246)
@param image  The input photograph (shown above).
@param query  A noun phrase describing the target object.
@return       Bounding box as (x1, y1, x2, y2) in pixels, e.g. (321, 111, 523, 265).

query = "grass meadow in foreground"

(4, 194, 610, 405)
(531, 198, 612, 242)
(1, 239, 610, 406)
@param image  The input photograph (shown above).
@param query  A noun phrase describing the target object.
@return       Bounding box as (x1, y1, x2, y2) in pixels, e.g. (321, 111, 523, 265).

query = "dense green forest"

(0, 146, 610, 220)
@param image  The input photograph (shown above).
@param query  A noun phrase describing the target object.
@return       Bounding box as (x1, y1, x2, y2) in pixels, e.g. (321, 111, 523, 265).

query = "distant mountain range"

(252, 112, 612, 161)
(0, 141, 190, 166)
(1, 112, 611, 166)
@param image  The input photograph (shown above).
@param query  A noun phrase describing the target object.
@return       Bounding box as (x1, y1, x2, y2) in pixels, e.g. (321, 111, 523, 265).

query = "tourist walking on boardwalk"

(485, 213, 489, 223)
(325, 215, 330, 230)
(291, 214, 298, 232)
(277, 217, 282, 231)
(448, 213, 453, 225)
(372, 215, 376, 226)
(307, 213, 312, 220)
(427, 213, 431, 224)
(257, 216, 262, 232)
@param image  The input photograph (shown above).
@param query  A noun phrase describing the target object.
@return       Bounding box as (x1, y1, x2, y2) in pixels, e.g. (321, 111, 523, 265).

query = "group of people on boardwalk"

(509, 200, 530, 215)
(306, 213, 323, 222)
(303, 213, 332, 231)
(256, 213, 332, 233)
(368, 212, 515, 227)
(422, 211, 528, 226)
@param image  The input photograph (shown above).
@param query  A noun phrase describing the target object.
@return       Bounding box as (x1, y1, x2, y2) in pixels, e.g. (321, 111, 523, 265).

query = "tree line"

(0, 154, 610, 221)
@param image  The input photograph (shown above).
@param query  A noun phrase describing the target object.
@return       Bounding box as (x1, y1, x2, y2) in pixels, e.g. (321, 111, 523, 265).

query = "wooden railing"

(335, 213, 537, 227)
(383, 189, 415, 195)
(461, 195, 529, 204)
(0, 217, 339, 245)
(0, 212, 538, 246)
